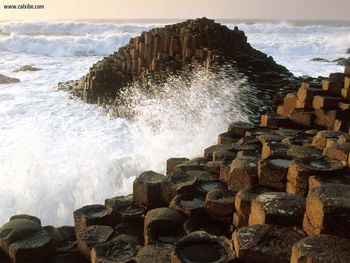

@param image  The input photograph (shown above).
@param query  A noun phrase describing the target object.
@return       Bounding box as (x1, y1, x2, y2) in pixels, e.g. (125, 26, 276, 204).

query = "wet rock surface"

(13, 65, 41, 72)
(0, 74, 20, 84)
(171, 231, 235, 263)
(291, 235, 350, 263)
(233, 224, 305, 263)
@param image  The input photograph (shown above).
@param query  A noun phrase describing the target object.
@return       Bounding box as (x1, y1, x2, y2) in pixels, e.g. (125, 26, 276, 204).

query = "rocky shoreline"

(2, 19, 350, 263)
(1, 67, 350, 262)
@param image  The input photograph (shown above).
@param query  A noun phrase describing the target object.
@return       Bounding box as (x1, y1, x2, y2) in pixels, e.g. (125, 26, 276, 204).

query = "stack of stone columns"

(61, 17, 291, 111)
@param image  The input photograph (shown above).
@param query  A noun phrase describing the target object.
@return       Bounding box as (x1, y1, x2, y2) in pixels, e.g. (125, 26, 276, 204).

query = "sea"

(0, 19, 349, 226)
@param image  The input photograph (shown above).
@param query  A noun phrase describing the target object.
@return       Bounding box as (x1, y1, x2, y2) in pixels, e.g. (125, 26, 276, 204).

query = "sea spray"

(0, 66, 250, 226)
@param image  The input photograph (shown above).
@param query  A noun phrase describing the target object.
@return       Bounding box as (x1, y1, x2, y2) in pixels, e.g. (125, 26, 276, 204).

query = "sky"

(0, 0, 349, 21)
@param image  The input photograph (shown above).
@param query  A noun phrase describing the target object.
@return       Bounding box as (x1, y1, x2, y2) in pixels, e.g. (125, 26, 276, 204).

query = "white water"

(0, 20, 349, 225)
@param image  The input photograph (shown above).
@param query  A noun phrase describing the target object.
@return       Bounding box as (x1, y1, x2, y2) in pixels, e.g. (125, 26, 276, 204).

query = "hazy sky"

(0, 0, 349, 21)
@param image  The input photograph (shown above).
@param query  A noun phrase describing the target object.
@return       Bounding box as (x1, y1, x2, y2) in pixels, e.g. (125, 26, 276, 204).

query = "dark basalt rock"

(161, 171, 196, 205)
(133, 170, 166, 209)
(169, 193, 206, 217)
(73, 204, 115, 234)
(144, 208, 186, 246)
(233, 224, 305, 263)
(258, 155, 294, 191)
(332, 57, 350, 66)
(0, 216, 55, 263)
(234, 186, 277, 217)
(135, 244, 174, 263)
(104, 195, 146, 223)
(311, 57, 330, 63)
(171, 231, 235, 263)
(249, 192, 306, 227)
(204, 189, 235, 216)
(76, 225, 114, 259)
(291, 235, 350, 263)
(91, 239, 140, 263)
(62, 18, 291, 119)
(167, 158, 190, 175)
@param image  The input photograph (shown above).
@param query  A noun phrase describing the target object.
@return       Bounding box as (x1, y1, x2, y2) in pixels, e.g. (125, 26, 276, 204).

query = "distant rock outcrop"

(62, 18, 292, 107)
(0, 74, 20, 84)
(333, 57, 350, 66)
(13, 65, 41, 72)
(310, 57, 330, 63)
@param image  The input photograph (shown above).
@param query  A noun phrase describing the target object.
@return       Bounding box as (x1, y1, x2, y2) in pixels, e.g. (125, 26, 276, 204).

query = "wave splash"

(0, 67, 250, 226)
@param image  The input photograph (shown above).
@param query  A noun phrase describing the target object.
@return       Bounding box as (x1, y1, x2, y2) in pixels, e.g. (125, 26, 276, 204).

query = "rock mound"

(62, 18, 292, 109)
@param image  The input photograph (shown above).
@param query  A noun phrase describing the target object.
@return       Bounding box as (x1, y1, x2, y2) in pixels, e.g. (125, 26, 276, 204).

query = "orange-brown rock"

(286, 157, 344, 196)
(258, 155, 294, 190)
(249, 192, 305, 226)
(303, 183, 350, 238)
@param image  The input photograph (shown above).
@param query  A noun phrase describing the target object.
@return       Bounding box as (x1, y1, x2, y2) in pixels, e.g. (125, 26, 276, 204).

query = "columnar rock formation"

(61, 18, 292, 110)
(2, 67, 350, 262)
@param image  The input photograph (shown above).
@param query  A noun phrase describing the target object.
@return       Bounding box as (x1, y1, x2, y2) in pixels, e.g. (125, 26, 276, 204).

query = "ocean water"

(0, 19, 349, 226)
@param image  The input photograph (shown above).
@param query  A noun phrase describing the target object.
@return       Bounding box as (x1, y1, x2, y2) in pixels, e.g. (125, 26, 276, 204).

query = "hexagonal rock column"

(133, 171, 166, 209)
(173, 158, 207, 173)
(204, 144, 233, 161)
(171, 231, 235, 263)
(262, 142, 289, 159)
(76, 225, 114, 259)
(169, 193, 206, 217)
(0, 216, 53, 263)
(228, 121, 255, 137)
(249, 192, 305, 227)
(286, 157, 344, 196)
(144, 208, 186, 246)
(104, 195, 146, 224)
(134, 244, 174, 263)
(323, 141, 350, 162)
(204, 189, 235, 223)
(91, 238, 140, 263)
(234, 186, 276, 228)
(258, 155, 294, 191)
(308, 174, 350, 190)
(167, 158, 189, 175)
(291, 235, 350, 263)
(233, 224, 305, 263)
(73, 205, 114, 234)
(228, 151, 260, 192)
(303, 183, 350, 238)
(161, 171, 196, 205)
(312, 130, 348, 150)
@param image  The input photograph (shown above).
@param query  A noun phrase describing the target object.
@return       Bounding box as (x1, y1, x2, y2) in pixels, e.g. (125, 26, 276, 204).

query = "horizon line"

(1, 17, 350, 22)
